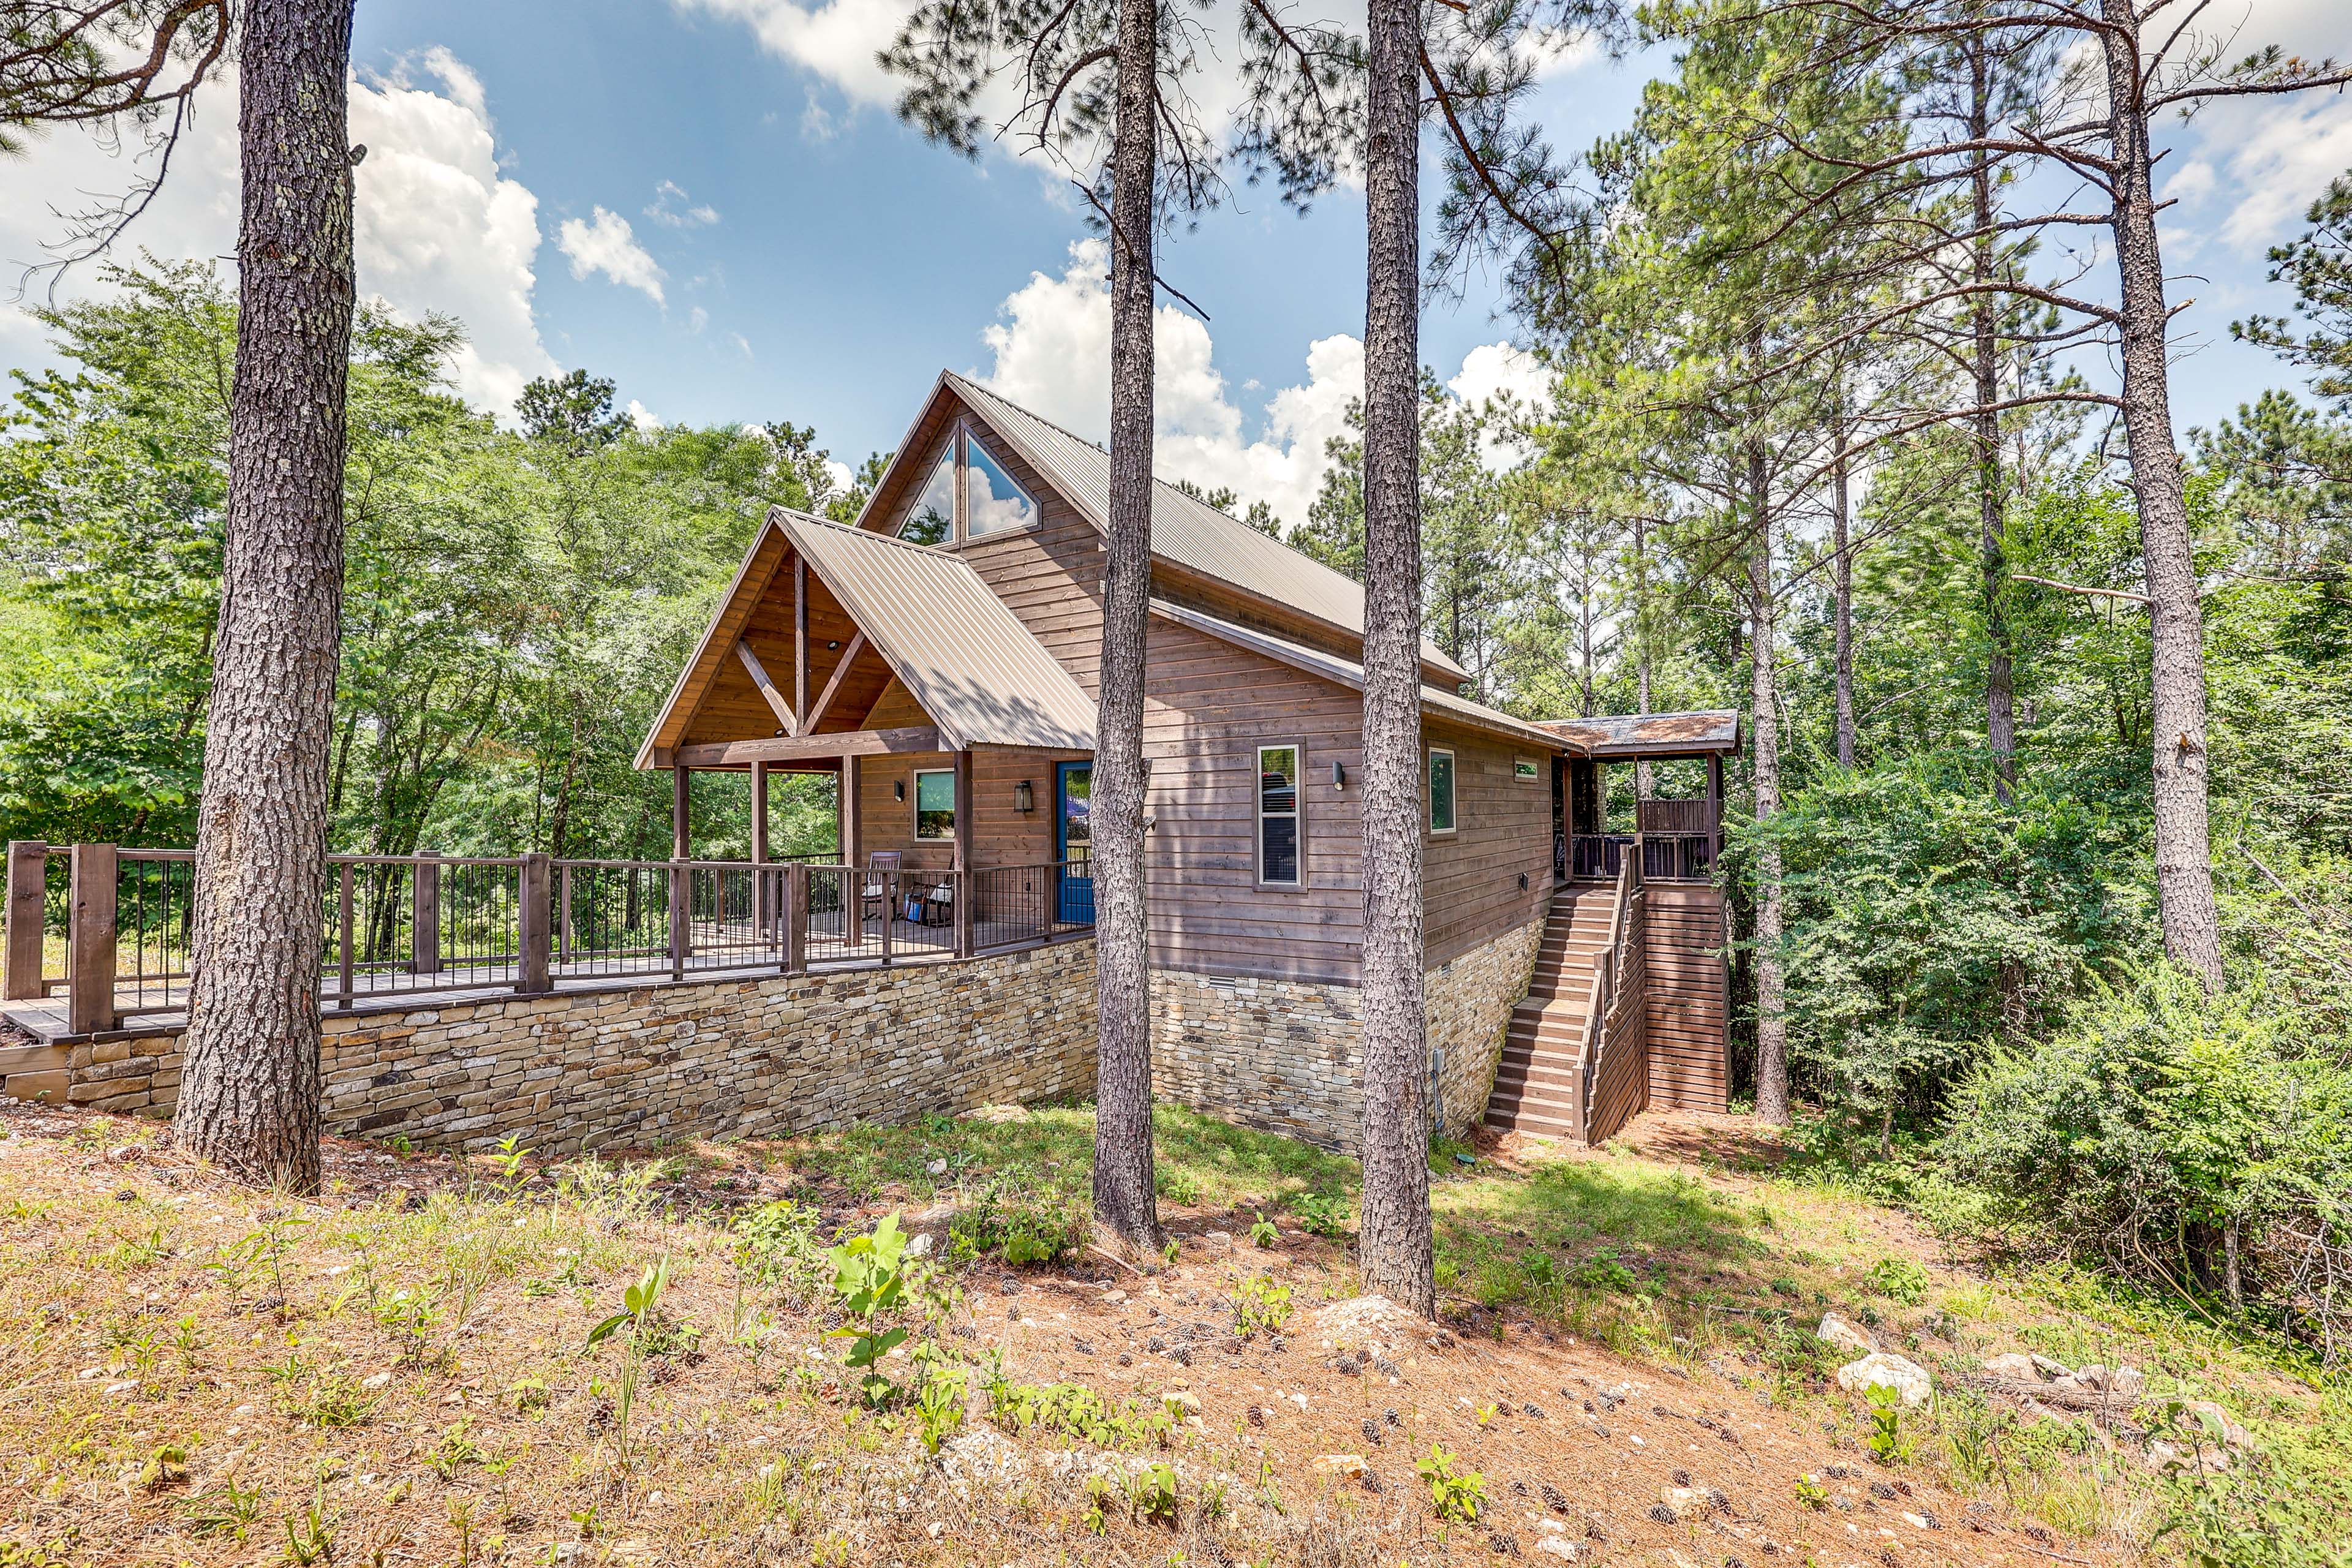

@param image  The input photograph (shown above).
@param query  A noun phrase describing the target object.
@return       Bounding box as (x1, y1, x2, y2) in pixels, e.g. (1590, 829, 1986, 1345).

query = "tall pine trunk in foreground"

(1747, 443, 1790, 1127)
(1969, 40, 2016, 803)
(1089, 0, 1164, 1254)
(173, 0, 358, 1193)
(1831, 431, 1855, 770)
(1356, 0, 1434, 1316)
(2097, 0, 2221, 990)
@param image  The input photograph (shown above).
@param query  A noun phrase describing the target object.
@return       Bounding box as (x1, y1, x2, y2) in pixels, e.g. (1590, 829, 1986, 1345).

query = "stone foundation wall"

(1149, 914, 1542, 1153)
(1426, 915, 1545, 1140)
(54, 940, 1098, 1156)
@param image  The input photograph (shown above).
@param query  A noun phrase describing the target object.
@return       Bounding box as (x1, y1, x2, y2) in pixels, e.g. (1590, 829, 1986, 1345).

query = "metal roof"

(1531, 710, 1741, 757)
(938, 372, 1471, 683)
(1149, 599, 1576, 755)
(774, 509, 1098, 752)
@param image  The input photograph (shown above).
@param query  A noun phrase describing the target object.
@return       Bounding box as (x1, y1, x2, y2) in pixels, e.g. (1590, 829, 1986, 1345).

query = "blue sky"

(2, 0, 2346, 527)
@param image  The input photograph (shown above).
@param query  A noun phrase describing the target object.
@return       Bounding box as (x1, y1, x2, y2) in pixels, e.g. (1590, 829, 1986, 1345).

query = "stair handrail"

(1577, 855, 1638, 1139)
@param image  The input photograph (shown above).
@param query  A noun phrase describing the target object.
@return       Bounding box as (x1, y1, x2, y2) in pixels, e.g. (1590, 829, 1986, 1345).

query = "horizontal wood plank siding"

(1422, 720, 1556, 970)
(854, 746, 1085, 874)
(1645, 883, 1728, 1110)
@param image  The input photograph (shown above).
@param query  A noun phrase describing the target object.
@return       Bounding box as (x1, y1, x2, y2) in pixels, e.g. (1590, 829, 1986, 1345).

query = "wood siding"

(1645, 883, 1728, 1110)
(854, 746, 1087, 875)
(1422, 718, 1556, 971)
(1586, 887, 1650, 1144)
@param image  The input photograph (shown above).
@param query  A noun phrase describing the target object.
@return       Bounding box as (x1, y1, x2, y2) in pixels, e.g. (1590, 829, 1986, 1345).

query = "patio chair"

(860, 851, 902, 927)
(914, 876, 956, 928)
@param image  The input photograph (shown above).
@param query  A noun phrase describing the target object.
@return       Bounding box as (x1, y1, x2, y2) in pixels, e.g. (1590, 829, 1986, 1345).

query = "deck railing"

(2, 843, 1095, 1033)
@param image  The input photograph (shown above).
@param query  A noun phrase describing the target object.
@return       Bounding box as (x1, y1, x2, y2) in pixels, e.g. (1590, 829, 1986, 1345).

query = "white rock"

(925, 1159, 948, 1177)
(2109, 1366, 2146, 1398)
(2180, 1400, 2253, 1452)
(1313, 1453, 1367, 1479)
(1535, 1538, 1580, 1560)
(904, 1233, 934, 1259)
(1835, 1352, 1934, 1408)
(2029, 1353, 2075, 1381)
(1817, 1312, 1875, 1355)
(1981, 1352, 2038, 1381)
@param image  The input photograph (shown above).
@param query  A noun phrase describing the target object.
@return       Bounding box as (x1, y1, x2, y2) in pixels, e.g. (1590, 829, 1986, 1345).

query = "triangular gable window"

(903, 450, 956, 545)
(964, 432, 1039, 538)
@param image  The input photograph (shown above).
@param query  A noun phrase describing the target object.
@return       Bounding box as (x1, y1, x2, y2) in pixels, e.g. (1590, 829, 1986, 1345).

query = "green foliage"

(982, 1370, 1172, 1450)
(1229, 1273, 1294, 1336)
(733, 1199, 826, 1291)
(586, 1258, 671, 1350)
(1942, 961, 2352, 1351)
(1413, 1443, 1485, 1525)
(823, 1215, 913, 1402)
(913, 1362, 965, 1456)
(1864, 1384, 1905, 1465)
(948, 1169, 1087, 1266)
(1290, 1191, 1350, 1235)
(1248, 1212, 1278, 1248)
(1863, 1256, 1929, 1306)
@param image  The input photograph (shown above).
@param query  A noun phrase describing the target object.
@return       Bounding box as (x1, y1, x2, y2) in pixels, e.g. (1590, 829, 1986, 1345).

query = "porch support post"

(840, 754, 860, 870)
(953, 748, 974, 958)
(1707, 752, 1724, 865)
(67, 842, 117, 1035)
(516, 852, 552, 994)
(412, 855, 440, 976)
(783, 863, 807, 975)
(672, 766, 692, 861)
(5, 840, 47, 1001)
(672, 766, 692, 963)
(751, 760, 770, 940)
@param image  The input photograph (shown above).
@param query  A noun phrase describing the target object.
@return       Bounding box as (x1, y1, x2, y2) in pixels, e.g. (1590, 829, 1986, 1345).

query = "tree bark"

(1355, 0, 1434, 1317)
(172, 0, 357, 1194)
(1970, 41, 2016, 803)
(1831, 431, 1855, 771)
(2098, 0, 2223, 991)
(1089, 0, 1164, 1255)
(1747, 443, 1790, 1127)
(1634, 513, 1655, 797)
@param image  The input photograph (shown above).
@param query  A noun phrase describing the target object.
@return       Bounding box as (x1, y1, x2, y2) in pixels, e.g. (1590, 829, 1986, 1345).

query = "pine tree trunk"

(1747, 444, 1790, 1127)
(1634, 513, 1655, 799)
(2098, 1, 2224, 991)
(1089, 0, 1164, 1254)
(1832, 434, 1855, 771)
(1971, 42, 2016, 804)
(1356, 0, 1434, 1317)
(172, 0, 357, 1194)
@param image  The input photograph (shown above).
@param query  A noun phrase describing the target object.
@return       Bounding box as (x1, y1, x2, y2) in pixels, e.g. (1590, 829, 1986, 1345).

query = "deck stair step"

(1482, 887, 1619, 1140)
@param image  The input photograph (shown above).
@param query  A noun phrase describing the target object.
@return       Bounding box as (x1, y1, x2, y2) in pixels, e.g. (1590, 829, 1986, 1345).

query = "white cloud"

(627, 398, 662, 431)
(0, 48, 556, 416)
(976, 239, 1532, 533)
(669, 0, 910, 113)
(728, 330, 755, 359)
(644, 179, 720, 229)
(557, 207, 667, 307)
(2209, 93, 2352, 255)
(688, 305, 709, 333)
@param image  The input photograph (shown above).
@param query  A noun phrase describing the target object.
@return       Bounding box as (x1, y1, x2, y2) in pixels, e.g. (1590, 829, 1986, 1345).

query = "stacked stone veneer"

(1151, 914, 1544, 1153)
(55, 939, 1098, 1156)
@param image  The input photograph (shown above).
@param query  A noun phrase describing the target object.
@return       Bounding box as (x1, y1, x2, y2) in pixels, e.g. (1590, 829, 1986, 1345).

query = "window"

(1428, 748, 1457, 835)
(903, 448, 956, 545)
(964, 432, 1039, 537)
(1514, 756, 1540, 783)
(914, 769, 956, 840)
(1256, 744, 1302, 886)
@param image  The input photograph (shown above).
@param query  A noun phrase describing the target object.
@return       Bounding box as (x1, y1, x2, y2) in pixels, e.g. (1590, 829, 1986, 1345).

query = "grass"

(1, 1097, 2340, 1565)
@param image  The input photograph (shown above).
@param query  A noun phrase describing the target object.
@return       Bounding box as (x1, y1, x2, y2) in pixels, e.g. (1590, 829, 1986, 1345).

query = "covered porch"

(638, 505, 1103, 965)
(1536, 710, 1743, 884)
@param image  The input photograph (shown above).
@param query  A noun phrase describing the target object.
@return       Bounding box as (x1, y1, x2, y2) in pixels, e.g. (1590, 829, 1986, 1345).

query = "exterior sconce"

(894, 778, 905, 802)
(1332, 762, 1346, 790)
(1016, 779, 1035, 814)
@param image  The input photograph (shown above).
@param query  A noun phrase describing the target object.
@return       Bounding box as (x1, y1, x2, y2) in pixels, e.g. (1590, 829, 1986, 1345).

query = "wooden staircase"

(1482, 887, 1615, 1140)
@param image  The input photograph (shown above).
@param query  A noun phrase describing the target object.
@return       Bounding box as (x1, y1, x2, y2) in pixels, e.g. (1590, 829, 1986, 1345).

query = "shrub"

(1863, 1257, 1929, 1306)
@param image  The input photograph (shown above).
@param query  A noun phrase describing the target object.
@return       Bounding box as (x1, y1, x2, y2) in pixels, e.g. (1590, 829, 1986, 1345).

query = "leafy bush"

(948, 1166, 1087, 1266)
(1154, 1167, 1204, 1205)
(1942, 961, 2352, 1360)
(1414, 1444, 1485, 1524)
(1863, 1257, 1929, 1306)
(734, 1199, 825, 1291)
(1291, 1191, 1351, 1235)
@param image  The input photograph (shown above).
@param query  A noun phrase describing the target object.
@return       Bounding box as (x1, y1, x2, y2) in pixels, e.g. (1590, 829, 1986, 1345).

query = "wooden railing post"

(782, 864, 807, 975)
(668, 861, 687, 981)
(337, 861, 355, 1008)
(879, 871, 895, 967)
(558, 862, 573, 964)
(412, 855, 440, 976)
(954, 869, 974, 959)
(67, 843, 117, 1034)
(5, 840, 46, 1001)
(516, 853, 552, 993)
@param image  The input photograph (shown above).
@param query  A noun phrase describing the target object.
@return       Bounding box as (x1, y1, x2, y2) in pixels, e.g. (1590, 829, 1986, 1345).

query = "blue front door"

(1056, 762, 1094, 924)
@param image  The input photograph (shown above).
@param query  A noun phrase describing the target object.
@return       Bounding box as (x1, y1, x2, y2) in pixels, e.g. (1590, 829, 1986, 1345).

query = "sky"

(1, 0, 2348, 529)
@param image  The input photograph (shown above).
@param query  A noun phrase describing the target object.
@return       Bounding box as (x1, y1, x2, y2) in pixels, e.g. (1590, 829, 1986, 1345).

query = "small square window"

(1428, 748, 1457, 835)
(914, 769, 956, 840)
(1515, 757, 1540, 783)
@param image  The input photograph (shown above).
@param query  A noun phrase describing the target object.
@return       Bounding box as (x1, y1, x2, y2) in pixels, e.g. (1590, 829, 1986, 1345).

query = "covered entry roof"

(636, 507, 1096, 767)
(1532, 710, 1741, 758)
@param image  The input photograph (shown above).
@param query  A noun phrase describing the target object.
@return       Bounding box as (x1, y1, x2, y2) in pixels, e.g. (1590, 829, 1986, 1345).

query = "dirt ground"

(0, 1098, 2144, 1566)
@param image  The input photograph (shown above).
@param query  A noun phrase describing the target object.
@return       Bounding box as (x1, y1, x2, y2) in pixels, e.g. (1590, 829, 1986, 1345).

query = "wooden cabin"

(636, 372, 1732, 1148)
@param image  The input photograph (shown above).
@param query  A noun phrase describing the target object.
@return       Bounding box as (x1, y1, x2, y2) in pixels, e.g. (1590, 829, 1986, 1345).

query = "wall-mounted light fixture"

(1015, 779, 1035, 814)
(1331, 761, 1347, 791)
(894, 778, 906, 802)
(826, 639, 840, 651)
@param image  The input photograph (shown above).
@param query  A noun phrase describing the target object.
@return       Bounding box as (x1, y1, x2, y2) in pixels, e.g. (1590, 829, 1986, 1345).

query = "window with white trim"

(964, 432, 1039, 537)
(1256, 744, 1302, 886)
(914, 769, 956, 840)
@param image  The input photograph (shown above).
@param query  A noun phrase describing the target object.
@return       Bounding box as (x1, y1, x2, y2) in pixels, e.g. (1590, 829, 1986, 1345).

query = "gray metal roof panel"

(1148, 599, 1572, 753)
(772, 508, 1098, 752)
(1532, 710, 1741, 756)
(941, 372, 1471, 683)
